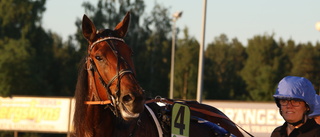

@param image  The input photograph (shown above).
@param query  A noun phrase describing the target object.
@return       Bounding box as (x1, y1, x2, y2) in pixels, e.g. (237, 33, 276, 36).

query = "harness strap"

(107, 69, 133, 88)
(145, 104, 163, 137)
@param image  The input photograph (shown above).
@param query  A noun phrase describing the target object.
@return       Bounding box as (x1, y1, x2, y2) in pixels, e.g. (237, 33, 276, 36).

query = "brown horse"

(73, 12, 246, 137)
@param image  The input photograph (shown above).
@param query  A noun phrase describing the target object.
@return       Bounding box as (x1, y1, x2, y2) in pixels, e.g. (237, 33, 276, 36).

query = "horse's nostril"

(122, 94, 133, 104)
(135, 95, 144, 103)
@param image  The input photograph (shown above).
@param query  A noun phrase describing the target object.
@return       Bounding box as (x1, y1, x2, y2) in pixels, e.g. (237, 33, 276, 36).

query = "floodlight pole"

(169, 11, 182, 99)
(196, 0, 207, 103)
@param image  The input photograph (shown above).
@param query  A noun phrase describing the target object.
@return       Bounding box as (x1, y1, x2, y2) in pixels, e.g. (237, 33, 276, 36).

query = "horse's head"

(82, 12, 145, 121)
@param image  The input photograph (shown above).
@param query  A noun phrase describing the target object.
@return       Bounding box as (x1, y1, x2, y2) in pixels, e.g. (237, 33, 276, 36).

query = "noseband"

(85, 36, 134, 116)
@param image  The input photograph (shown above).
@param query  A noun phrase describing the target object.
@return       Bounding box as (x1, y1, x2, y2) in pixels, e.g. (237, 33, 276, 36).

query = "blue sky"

(43, 0, 320, 46)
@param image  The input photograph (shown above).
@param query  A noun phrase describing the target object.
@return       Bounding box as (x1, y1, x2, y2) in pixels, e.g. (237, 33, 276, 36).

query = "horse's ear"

(114, 12, 130, 38)
(82, 14, 97, 42)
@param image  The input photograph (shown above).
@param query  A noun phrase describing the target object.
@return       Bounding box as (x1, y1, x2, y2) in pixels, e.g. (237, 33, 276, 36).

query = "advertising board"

(203, 101, 284, 137)
(0, 97, 72, 133)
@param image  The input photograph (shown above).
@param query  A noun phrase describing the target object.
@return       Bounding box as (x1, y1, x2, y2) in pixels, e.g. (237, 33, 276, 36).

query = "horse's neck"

(86, 106, 114, 137)
(84, 104, 161, 137)
(88, 106, 140, 137)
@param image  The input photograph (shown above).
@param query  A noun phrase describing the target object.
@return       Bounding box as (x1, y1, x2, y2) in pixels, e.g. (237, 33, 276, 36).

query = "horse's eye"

(95, 56, 102, 61)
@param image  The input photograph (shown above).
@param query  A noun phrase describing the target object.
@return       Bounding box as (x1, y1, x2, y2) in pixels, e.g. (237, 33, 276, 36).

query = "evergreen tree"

(49, 33, 79, 96)
(140, 3, 172, 97)
(0, 0, 79, 96)
(174, 27, 199, 99)
(204, 34, 247, 100)
(228, 38, 248, 99)
(0, 0, 49, 96)
(0, 0, 76, 136)
(240, 34, 284, 101)
(279, 39, 296, 75)
(290, 42, 320, 92)
(314, 42, 320, 93)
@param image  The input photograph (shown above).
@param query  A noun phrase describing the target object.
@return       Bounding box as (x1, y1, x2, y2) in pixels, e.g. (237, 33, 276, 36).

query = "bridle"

(85, 36, 135, 116)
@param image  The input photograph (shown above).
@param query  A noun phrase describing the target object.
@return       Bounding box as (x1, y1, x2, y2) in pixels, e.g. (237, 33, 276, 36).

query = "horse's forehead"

(96, 29, 118, 37)
(90, 29, 132, 59)
(90, 39, 131, 60)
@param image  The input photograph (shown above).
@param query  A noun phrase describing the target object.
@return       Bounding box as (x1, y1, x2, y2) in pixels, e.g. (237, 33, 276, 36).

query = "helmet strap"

(287, 112, 307, 127)
(288, 117, 304, 126)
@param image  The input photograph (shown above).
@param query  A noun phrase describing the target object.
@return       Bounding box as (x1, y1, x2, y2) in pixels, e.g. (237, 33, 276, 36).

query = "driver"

(271, 76, 320, 137)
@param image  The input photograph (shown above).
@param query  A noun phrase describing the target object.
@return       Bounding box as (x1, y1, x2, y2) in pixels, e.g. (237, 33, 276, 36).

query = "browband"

(90, 37, 124, 50)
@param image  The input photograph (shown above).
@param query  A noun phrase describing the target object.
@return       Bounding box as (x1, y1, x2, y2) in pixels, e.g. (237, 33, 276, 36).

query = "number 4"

(174, 106, 185, 135)
(171, 103, 190, 137)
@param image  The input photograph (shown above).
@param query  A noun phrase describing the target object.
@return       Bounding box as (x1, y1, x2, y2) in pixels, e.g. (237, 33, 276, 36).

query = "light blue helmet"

(309, 95, 320, 117)
(273, 76, 316, 114)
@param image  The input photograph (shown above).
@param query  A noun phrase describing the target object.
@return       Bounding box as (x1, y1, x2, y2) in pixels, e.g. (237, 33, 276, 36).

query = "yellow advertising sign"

(0, 97, 72, 132)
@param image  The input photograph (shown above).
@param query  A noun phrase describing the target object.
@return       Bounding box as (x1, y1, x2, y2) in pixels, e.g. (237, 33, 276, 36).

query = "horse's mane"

(73, 57, 89, 135)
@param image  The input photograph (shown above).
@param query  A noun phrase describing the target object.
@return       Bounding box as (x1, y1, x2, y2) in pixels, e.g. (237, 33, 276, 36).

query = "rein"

(85, 37, 134, 116)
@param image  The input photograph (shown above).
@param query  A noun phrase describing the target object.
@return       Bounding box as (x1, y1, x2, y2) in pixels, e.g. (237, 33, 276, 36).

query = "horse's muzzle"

(119, 91, 145, 120)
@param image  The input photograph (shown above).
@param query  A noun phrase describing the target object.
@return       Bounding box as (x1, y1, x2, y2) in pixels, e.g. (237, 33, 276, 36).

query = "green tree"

(240, 34, 284, 101)
(278, 39, 296, 75)
(0, 0, 76, 136)
(290, 42, 320, 92)
(314, 42, 320, 93)
(0, 0, 78, 96)
(140, 3, 172, 97)
(49, 33, 79, 96)
(0, 0, 48, 96)
(204, 34, 247, 100)
(174, 27, 199, 99)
